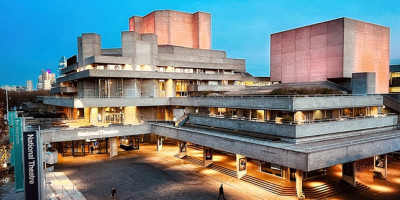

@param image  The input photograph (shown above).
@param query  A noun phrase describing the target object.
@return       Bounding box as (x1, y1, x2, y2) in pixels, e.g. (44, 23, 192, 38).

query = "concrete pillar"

(109, 137, 118, 157)
(256, 110, 265, 121)
(296, 169, 304, 198)
(72, 108, 78, 119)
(210, 107, 218, 116)
(124, 106, 138, 124)
(165, 107, 172, 121)
(236, 154, 247, 179)
(84, 108, 90, 122)
(157, 136, 163, 151)
(203, 147, 213, 167)
(373, 154, 388, 180)
(266, 110, 271, 121)
(342, 162, 357, 187)
(165, 79, 176, 97)
(178, 141, 187, 158)
(282, 166, 291, 180)
(237, 109, 243, 118)
(89, 107, 99, 125)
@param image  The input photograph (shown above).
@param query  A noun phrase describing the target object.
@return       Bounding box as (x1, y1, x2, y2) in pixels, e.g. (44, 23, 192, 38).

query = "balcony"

(187, 85, 245, 92)
(187, 114, 398, 143)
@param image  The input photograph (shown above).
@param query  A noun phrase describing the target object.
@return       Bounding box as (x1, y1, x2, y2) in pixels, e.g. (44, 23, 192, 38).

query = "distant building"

(37, 69, 56, 90)
(26, 80, 33, 91)
(0, 85, 26, 92)
(0, 85, 17, 91)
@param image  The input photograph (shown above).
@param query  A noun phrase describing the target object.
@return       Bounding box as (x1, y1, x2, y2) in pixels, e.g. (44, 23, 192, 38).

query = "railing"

(304, 131, 400, 152)
(62, 185, 77, 197)
(43, 93, 382, 99)
(191, 113, 396, 126)
(175, 115, 189, 127)
(189, 94, 381, 98)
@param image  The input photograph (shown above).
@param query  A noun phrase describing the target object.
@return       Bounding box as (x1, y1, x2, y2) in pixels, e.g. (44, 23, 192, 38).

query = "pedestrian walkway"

(46, 172, 86, 200)
(176, 153, 370, 199)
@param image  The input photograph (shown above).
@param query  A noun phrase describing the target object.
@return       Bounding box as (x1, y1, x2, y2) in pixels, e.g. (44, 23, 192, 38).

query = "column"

(84, 107, 90, 122)
(178, 141, 187, 158)
(256, 110, 265, 121)
(72, 108, 78, 119)
(109, 137, 118, 157)
(89, 107, 99, 125)
(165, 79, 176, 97)
(236, 154, 247, 179)
(124, 106, 138, 124)
(296, 169, 304, 198)
(266, 110, 271, 121)
(203, 147, 213, 167)
(342, 162, 357, 186)
(157, 136, 163, 151)
(373, 154, 387, 180)
(281, 166, 291, 180)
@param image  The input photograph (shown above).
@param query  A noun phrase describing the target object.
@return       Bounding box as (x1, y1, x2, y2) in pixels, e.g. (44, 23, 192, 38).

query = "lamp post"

(5, 88, 9, 114)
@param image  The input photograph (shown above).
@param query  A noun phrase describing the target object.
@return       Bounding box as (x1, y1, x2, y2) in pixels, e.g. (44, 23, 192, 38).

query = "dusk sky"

(1, 0, 399, 87)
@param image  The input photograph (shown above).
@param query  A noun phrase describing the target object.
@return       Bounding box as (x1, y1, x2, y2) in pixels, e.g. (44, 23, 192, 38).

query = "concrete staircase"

(383, 94, 400, 112)
(208, 163, 237, 178)
(303, 180, 370, 199)
(175, 154, 370, 198)
(175, 155, 297, 196)
(240, 174, 297, 196)
(175, 114, 189, 127)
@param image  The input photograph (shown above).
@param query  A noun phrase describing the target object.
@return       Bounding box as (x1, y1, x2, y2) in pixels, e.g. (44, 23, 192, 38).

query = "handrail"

(190, 113, 396, 126)
(43, 93, 382, 99)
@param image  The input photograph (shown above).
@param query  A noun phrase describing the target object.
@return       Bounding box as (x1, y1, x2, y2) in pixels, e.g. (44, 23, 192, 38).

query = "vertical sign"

(23, 131, 40, 200)
(13, 118, 24, 191)
(8, 111, 16, 166)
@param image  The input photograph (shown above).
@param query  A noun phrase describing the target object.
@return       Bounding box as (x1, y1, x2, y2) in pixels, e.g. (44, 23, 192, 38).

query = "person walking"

(218, 183, 226, 200)
(90, 146, 94, 154)
(111, 187, 117, 200)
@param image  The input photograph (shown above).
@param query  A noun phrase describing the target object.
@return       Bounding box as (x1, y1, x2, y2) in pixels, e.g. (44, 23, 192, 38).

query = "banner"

(8, 111, 17, 166)
(13, 118, 24, 191)
(23, 131, 40, 200)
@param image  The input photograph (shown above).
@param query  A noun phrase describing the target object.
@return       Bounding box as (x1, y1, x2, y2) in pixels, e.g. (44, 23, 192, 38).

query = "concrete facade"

(35, 11, 400, 199)
(270, 18, 390, 93)
(129, 10, 211, 49)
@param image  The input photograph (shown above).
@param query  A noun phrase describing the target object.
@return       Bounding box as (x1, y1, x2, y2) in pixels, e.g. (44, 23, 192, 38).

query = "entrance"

(58, 138, 109, 157)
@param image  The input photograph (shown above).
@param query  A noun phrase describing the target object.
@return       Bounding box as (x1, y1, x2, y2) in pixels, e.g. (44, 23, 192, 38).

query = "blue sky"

(1, 0, 399, 87)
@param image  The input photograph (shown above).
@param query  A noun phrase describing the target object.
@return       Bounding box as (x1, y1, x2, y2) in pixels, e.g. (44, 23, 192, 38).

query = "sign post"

(8, 111, 17, 166)
(23, 131, 41, 200)
(13, 118, 24, 191)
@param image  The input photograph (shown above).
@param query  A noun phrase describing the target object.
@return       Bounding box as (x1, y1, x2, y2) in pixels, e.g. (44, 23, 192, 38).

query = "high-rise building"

(26, 80, 33, 91)
(37, 69, 56, 90)
(270, 18, 390, 93)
